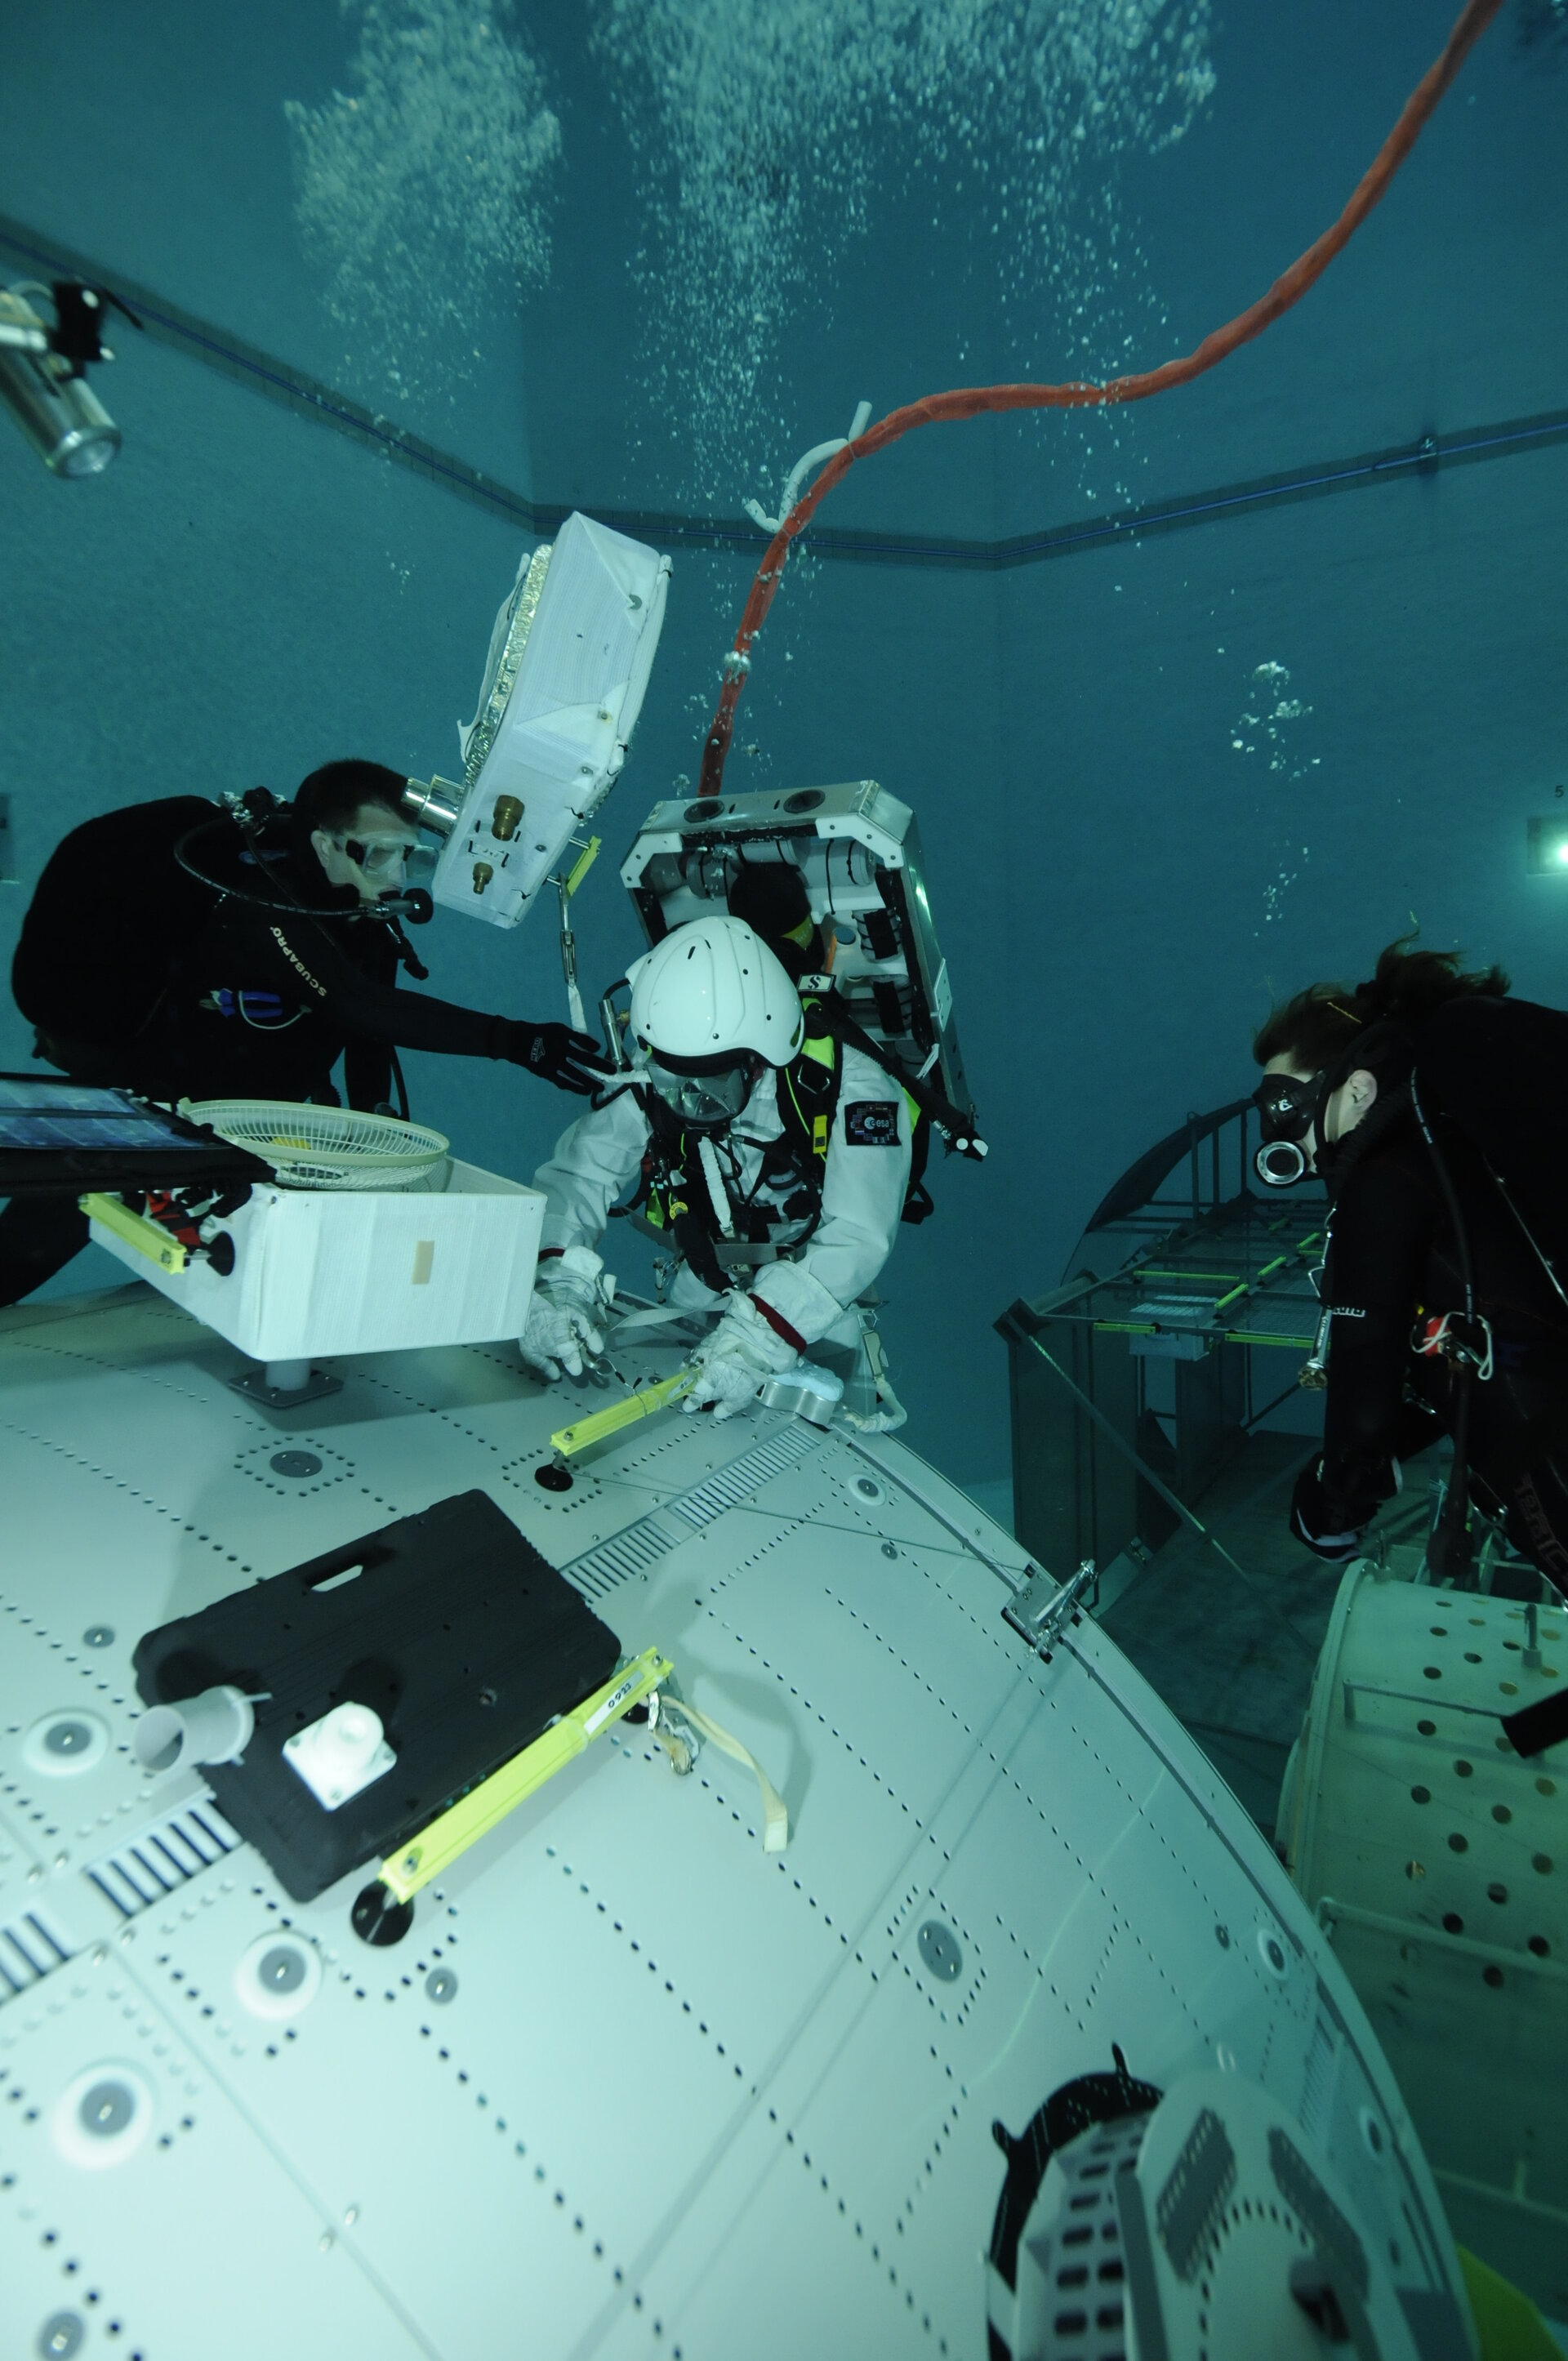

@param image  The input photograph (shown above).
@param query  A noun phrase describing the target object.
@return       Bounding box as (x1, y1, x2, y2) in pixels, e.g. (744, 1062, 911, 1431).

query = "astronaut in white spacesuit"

(519, 911, 914, 1421)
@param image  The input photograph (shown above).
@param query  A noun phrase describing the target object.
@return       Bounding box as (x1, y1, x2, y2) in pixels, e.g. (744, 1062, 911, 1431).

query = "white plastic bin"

(89, 1159, 543, 1361)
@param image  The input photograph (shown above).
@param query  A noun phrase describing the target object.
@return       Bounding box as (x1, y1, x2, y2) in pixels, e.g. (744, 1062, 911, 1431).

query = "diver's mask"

(641, 1049, 758, 1129)
(321, 829, 436, 901)
(1252, 1071, 1323, 1187)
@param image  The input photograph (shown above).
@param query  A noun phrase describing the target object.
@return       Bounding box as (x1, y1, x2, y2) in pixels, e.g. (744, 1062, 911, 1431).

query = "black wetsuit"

(1296, 996, 1568, 1593)
(11, 796, 528, 1104)
(2, 795, 537, 1303)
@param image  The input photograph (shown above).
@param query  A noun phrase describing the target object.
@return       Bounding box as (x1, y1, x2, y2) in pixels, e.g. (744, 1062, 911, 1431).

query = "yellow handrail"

(378, 1647, 672, 1904)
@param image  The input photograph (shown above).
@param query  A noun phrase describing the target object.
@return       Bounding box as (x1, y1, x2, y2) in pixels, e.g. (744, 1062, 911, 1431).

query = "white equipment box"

(89, 1159, 543, 1361)
(430, 510, 670, 929)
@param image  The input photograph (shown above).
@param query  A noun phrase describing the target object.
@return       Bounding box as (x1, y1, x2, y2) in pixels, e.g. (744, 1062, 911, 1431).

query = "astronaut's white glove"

(519, 1245, 610, 1381)
(685, 1292, 800, 1423)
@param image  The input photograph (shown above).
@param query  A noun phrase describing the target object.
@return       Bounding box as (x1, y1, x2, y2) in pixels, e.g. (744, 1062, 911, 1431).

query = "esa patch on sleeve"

(844, 1101, 901, 1147)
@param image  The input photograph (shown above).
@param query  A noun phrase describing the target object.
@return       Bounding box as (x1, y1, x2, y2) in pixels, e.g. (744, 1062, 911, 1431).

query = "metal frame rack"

(998, 1098, 1328, 1587)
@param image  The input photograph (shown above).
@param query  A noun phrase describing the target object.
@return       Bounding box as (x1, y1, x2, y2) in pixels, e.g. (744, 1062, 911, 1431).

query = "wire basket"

(183, 1100, 450, 1192)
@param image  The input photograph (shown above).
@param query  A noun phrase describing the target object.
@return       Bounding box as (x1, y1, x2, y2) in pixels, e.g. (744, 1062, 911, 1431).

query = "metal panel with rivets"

(0, 1284, 1477, 2359)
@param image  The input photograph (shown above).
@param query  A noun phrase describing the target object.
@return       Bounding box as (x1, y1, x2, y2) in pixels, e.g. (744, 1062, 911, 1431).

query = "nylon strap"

(658, 1695, 789, 1852)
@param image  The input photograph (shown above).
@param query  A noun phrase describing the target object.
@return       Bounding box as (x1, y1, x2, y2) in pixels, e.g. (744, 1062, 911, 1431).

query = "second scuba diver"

(1251, 938, 1568, 1596)
(0, 759, 608, 1303)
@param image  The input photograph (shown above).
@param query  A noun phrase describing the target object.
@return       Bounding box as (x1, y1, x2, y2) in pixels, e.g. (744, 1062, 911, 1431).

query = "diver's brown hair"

(1254, 938, 1509, 1071)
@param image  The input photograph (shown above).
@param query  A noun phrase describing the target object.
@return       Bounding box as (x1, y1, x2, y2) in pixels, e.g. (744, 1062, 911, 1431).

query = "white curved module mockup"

(0, 1290, 1478, 2360)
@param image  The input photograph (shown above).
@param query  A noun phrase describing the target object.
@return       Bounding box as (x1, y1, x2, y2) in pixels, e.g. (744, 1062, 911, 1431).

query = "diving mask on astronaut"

(640, 1049, 759, 1129)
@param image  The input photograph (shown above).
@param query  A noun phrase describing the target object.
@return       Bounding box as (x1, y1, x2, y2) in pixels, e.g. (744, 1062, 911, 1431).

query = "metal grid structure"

(1000, 1099, 1328, 1588)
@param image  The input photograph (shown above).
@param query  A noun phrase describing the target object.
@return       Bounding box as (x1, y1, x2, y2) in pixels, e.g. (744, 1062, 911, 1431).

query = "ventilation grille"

(0, 1907, 74, 2007)
(569, 1521, 675, 1599)
(84, 1797, 243, 1920)
(1298, 2015, 1338, 2147)
(670, 1423, 822, 1525)
(1156, 2106, 1237, 2281)
(566, 1420, 824, 1601)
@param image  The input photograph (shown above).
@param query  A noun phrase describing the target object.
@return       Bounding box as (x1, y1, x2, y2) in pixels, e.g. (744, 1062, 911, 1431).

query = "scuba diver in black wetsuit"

(1250, 940, 1568, 1599)
(0, 759, 608, 1304)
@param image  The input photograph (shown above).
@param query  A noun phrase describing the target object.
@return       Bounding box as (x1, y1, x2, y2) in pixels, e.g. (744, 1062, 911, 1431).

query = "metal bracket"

(228, 1364, 343, 1412)
(1003, 1557, 1096, 1655)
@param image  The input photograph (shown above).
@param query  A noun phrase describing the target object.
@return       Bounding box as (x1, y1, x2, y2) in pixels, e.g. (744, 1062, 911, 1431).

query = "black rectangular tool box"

(133, 1490, 622, 1901)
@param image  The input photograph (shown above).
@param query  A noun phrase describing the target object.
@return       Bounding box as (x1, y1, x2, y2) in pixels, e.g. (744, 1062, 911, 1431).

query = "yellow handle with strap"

(378, 1646, 673, 1904)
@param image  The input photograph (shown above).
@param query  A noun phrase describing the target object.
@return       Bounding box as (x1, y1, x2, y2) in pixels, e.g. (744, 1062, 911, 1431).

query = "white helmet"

(628, 915, 804, 1125)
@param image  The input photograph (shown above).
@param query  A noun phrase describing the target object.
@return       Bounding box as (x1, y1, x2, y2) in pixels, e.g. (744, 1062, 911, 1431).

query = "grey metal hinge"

(1003, 1557, 1096, 1655)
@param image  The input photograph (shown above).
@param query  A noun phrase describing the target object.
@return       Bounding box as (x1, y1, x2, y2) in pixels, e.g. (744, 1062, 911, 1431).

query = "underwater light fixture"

(1525, 813, 1568, 874)
(0, 278, 135, 478)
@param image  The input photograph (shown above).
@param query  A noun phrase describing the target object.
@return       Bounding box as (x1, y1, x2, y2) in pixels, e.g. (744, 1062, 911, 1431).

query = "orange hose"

(699, 0, 1505, 796)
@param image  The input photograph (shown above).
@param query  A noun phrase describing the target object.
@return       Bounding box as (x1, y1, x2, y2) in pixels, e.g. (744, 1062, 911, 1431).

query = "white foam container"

(89, 1158, 543, 1361)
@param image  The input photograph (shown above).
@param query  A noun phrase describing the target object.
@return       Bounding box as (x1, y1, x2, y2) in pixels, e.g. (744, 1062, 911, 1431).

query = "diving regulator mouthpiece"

(1254, 1138, 1309, 1188)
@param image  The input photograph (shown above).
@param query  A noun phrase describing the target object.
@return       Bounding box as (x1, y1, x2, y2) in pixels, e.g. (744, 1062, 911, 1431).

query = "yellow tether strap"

(373, 1648, 791, 1905)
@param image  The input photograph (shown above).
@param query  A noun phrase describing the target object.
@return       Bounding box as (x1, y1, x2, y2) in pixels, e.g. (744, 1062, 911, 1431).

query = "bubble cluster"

(1517, 0, 1568, 61)
(1261, 852, 1310, 927)
(1232, 661, 1321, 928)
(285, 0, 560, 407)
(592, 0, 1216, 500)
(1232, 659, 1314, 775)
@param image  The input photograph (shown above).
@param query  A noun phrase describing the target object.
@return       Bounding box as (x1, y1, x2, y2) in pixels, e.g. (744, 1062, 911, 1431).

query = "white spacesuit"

(519, 914, 913, 1421)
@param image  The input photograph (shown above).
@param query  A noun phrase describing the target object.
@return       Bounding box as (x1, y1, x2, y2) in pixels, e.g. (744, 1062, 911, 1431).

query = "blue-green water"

(2, 0, 1566, 1498)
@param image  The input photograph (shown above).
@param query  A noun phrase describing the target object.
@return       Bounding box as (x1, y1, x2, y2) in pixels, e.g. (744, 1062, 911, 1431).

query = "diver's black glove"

(1289, 1460, 1365, 1563)
(494, 1019, 612, 1096)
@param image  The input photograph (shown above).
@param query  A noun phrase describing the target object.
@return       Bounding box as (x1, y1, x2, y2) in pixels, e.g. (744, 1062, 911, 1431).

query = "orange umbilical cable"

(698, 0, 1506, 798)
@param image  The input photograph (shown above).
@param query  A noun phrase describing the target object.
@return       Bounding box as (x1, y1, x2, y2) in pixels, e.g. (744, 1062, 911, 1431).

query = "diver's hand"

(685, 1294, 800, 1423)
(496, 1019, 612, 1096)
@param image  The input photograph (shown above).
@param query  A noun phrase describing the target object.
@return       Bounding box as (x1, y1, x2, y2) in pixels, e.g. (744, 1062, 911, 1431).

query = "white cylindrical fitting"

(298, 1703, 383, 1785)
(133, 1685, 255, 1774)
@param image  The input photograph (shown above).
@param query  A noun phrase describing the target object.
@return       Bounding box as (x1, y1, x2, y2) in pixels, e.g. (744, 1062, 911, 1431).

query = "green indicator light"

(1526, 817, 1568, 876)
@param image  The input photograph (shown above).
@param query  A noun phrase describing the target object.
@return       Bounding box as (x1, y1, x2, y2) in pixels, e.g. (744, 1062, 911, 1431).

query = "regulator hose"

(699, 0, 1506, 800)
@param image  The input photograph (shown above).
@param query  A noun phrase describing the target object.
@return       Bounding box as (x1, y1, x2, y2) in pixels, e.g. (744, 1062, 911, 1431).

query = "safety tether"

(653, 1691, 790, 1853)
